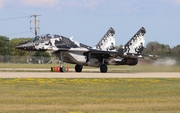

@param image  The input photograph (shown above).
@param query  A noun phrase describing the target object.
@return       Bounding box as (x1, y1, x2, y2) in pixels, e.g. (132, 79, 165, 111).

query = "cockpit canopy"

(32, 34, 61, 41)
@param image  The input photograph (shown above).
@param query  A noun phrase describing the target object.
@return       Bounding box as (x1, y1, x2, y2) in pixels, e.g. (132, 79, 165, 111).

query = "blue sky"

(0, 0, 180, 47)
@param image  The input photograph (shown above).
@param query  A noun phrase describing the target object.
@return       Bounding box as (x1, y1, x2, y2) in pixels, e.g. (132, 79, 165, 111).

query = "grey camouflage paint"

(15, 27, 147, 67)
(16, 34, 92, 51)
(95, 27, 116, 51)
(122, 27, 146, 55)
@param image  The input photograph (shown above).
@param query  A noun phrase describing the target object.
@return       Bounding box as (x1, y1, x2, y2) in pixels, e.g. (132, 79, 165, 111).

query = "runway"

(0, 72, 180, 78)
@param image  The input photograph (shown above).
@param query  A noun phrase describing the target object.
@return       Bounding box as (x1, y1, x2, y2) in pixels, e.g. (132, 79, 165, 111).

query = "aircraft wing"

(84, 48, 158, 60)
(85, 48, 138, 58)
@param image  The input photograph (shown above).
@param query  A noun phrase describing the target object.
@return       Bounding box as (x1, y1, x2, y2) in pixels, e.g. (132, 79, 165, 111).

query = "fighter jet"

(15, 27, 154, 73)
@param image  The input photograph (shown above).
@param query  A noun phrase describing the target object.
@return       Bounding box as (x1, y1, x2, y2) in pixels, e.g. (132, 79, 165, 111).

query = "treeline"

(143, 41, 180, 56)
(1, 35, 180, 57)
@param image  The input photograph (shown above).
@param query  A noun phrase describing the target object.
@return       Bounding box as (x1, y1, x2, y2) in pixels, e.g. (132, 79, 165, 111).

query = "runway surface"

(0, 72, 180, 78)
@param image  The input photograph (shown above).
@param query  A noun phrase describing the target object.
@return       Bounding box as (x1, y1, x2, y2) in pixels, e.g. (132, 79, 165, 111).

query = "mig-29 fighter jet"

(16, 27, 154, 73)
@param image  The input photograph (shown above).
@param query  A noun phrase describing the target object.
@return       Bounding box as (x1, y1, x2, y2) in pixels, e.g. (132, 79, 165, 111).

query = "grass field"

(0, 63, 180, 72)
(0, 78, 180, 113)
(0, 64, 180, 112)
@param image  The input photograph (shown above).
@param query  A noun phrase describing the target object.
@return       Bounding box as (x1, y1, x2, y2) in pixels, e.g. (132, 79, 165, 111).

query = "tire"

(60, 66, 66, 72)
(75, 64, 83, 72)
(100, 64, 108, 73)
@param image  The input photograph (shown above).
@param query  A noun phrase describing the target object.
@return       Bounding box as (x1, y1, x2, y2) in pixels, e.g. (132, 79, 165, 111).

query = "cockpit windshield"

(32, 34, 61, 41)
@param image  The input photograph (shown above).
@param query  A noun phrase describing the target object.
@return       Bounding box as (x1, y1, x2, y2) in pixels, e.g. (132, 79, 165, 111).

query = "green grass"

(0, 78, 180, 113)
(1, 63, 180, 72)
(0, 63, 75, 68)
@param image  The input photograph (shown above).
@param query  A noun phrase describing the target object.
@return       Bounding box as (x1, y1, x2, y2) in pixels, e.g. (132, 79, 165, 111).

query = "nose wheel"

(60, 66, 67, 72)
(75, 64, 83, 72)
(50, 52, 69, 72)
(51, 66, 69, 72)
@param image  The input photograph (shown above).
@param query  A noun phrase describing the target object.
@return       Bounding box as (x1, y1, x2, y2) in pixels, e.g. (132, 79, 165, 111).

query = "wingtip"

(109, 27, 114, 30)
(109, 27, 115, 34)
(140, 27, 146, 34)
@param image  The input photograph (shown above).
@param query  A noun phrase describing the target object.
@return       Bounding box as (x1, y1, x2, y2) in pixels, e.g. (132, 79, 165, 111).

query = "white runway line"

(0, 72, 180, 78)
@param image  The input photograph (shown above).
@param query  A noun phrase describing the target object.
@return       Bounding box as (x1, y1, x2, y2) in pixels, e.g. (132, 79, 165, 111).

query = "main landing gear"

(100, 64, 107, 73)
(74, 58, 108, 73)
(100, 58, 108, 73)
(74, 64, 107, 73)
(75, 64, 83, 72)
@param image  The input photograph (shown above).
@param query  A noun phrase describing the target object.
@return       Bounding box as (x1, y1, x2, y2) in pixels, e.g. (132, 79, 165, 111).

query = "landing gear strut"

(75, 64, 83, 72)
(59, 52, 68, 72)
(50, 52, 69, 72)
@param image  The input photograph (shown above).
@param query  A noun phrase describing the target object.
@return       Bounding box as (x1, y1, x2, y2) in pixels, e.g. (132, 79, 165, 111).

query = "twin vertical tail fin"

(94, 27, 116, 51)
(122, 27, 146, 55)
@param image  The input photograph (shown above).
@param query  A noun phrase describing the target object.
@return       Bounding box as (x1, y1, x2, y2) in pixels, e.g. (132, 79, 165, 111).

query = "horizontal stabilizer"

(141, 54, 159, 60)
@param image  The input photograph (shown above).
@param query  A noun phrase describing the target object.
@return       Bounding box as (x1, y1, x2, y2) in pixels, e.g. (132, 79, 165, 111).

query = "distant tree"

(115, 44, 123, 50)
(115, 46, 119, 50)
(0, 35, 9, 55)
(171, 45, 180, 54)
(119, 44, 123, 48)
(143, 41, 171, 55)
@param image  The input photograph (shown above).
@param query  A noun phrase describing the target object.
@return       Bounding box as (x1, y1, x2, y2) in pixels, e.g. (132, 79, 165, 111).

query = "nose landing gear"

(51, 52, 69, 72)
(51, 66, 69, 72)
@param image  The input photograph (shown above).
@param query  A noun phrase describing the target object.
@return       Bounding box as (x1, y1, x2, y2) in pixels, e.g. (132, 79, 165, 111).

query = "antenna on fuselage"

(70, 36, 73, 40)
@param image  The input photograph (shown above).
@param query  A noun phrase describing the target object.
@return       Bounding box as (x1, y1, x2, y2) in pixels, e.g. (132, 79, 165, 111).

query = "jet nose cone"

(15, 41, 34, 50)
(15, 44, 25, 50)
